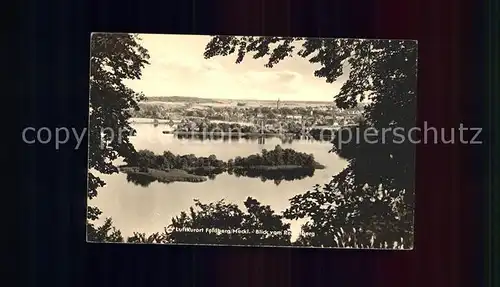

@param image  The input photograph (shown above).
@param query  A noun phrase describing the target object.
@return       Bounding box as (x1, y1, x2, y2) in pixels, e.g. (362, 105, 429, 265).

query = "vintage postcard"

(87, 33, 416, 249)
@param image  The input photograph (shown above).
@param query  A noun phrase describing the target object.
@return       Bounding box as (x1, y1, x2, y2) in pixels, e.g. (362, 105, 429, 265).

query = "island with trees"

(169, 121, 299, 138)
(120, 150, 226, 184)
(119, 145, 325, 185)
(170, 121, 256, 135)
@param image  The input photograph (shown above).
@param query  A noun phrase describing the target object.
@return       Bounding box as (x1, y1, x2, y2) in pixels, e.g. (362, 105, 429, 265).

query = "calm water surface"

(91, 123, 348, 240)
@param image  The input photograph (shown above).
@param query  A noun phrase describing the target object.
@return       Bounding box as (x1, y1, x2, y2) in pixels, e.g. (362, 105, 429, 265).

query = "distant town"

(128, 96, 365, 136)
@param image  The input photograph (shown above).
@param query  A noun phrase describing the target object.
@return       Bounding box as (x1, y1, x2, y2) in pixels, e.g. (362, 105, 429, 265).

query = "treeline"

(175, 121, 256, 133)
(146, 96, 221, 103)
(126, 150, 227, 170)
(174, 120, 309, 135)
(128, 101, 362, 122)
(230, 145, 320, 168)
(125, 145, 322, 172)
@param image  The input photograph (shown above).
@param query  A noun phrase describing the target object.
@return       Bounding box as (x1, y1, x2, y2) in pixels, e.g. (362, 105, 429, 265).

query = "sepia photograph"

(87, 33, 417, 249)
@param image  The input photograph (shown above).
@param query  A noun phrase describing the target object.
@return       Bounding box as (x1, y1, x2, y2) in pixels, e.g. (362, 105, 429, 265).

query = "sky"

(123, 34, 349, 102)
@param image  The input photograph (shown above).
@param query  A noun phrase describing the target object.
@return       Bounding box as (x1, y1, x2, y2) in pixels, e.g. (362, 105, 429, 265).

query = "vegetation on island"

(120, 167, 207, 184)
(174, 121, 256, 134)
(125, 173, 157, 187)
(120, 145, 324, 186)
(87, 34, 415, 249)
(120, 150, 226, 184)
(125, 150, 226, 171)
(230, 145, 324, 169)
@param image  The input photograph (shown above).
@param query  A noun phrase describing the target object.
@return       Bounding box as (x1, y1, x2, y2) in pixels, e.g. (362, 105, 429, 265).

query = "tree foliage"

(87, 33, 150, 236)
(119, 197, 291, 245)
(127, 150, 227, 170)
(165, 197, 291, 246)
(204, 36, 416, 248)
(233, 145, 317, 167)
(87, 218, 124, 243)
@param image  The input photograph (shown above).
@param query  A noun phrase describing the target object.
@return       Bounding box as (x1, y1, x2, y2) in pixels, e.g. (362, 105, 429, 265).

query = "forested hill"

(145, 96, 222, 103)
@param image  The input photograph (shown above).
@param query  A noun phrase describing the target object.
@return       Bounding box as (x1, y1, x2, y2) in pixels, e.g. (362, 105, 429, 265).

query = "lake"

(90, 122, 348, 241)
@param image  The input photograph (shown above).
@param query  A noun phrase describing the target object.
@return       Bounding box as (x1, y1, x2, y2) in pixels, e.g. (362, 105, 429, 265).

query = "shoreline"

(119, 163, 325, 184)
(119, 166, 207, 183)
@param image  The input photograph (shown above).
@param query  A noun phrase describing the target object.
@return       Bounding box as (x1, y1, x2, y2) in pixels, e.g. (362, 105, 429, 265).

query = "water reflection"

(125, 168, 315, 187)
(189, 167, 225, 178)
(230, 168, 314, 185)
(174, 133, 331, 144)
(126, 173, 158, 187)
(175, 134, 264, 142)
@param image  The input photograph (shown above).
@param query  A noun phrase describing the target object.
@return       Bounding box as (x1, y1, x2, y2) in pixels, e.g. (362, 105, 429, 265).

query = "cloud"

(276, 71, 301, 83)
(122, 34, 345, 101)
(202, 61, 223, 72)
